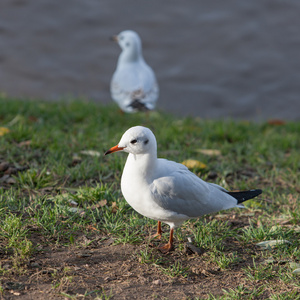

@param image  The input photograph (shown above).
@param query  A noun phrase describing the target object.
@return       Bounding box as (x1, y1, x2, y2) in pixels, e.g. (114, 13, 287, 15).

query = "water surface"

(0, 0, 299, 120)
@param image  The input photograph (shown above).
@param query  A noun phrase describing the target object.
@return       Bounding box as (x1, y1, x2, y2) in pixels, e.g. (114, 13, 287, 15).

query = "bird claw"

(151, 233, 162, 240)
(158, 243, 173, 253)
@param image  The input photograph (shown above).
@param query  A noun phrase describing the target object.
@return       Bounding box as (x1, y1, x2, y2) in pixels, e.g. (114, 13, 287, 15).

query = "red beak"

(110, 35, 118, 42)
(104, 145, 124, 155)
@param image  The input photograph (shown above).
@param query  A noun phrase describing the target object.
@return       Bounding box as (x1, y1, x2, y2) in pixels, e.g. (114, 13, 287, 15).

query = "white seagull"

(105, 126, 262, 252)
(110, 30, 159, 113)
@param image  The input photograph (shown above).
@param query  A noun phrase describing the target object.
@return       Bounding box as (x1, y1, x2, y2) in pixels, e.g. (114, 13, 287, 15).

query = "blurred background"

(0, 0, 299, 121)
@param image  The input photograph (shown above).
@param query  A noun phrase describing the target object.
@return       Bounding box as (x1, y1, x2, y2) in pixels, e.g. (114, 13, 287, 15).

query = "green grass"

(158, 261, 190, 278)
(0, 97, 300, 298)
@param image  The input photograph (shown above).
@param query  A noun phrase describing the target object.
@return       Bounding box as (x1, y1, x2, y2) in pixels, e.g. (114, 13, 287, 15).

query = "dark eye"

(130, 139, 137, 144)
(126, 42, 130, 47)
(144, 139, 149, 145)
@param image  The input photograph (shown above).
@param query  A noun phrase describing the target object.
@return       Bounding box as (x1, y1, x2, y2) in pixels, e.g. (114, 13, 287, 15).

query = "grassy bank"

(0, 97, 299, 299)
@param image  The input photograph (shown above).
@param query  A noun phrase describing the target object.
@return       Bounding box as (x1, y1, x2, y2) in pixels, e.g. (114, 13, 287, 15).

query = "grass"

(158, 261, 190, 278)
(0, 96, 300, 299)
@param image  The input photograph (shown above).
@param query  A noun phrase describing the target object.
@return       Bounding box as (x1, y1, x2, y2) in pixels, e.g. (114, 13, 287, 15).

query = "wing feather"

(150, 168, 237, 218)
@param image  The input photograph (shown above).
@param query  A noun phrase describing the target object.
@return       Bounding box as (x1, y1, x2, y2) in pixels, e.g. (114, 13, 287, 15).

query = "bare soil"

(0, 215, 274, 300)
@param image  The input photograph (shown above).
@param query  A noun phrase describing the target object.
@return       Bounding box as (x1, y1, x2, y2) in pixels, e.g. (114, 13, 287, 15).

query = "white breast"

(120, 155, 189, 226)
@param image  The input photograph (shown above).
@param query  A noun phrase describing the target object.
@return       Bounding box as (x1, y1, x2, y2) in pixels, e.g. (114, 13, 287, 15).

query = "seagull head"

(112, 30, 143, 62)
(105, 126, 157, 156)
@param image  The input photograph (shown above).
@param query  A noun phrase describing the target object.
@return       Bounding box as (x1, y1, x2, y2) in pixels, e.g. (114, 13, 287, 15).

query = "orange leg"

(158, 228, 174, 253)
(152, 221, 162, 240)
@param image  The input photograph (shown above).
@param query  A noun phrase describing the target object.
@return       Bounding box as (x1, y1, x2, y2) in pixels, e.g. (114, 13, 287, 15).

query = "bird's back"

(149, 158, 239, 218)
(111, 60, 158, 112)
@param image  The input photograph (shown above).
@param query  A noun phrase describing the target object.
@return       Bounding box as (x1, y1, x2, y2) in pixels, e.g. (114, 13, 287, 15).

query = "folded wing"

(150, 168, 238, 218)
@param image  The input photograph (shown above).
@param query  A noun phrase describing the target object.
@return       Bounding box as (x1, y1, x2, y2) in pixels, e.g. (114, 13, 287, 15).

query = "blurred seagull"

(110, 30, 159, 113)
(105, 126, 262, 253)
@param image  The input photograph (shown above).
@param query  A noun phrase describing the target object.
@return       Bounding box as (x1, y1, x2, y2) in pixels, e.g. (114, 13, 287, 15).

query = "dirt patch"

(0, 218, 273, 300)
(0, 161, 28, 188)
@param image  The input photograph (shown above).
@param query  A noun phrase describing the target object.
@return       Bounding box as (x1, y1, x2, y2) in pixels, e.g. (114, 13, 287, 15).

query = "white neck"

(125, 151, 157, 182)
(118, 47, 144, 64)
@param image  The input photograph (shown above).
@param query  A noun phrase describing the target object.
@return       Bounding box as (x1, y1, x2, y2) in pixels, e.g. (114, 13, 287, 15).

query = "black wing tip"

(248, 189, 263, 196)
(127, 99, 150, 112)
(227, 188, 263, 203)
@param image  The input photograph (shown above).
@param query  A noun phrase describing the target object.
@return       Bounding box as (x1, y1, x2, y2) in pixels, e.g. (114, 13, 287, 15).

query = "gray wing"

(149, 169, 237, 218)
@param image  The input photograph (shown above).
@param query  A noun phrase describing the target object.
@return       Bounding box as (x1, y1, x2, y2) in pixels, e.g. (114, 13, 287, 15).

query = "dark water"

(0, 0, 300, 120)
